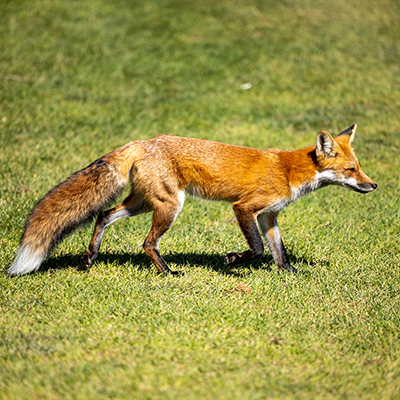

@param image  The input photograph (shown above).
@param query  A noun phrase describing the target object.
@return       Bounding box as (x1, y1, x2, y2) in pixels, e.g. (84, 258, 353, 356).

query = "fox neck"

(281, 145, 334, 202)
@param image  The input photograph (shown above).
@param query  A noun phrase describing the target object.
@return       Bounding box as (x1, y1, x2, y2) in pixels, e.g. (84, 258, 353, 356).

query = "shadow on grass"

(37, 249, 326, 276)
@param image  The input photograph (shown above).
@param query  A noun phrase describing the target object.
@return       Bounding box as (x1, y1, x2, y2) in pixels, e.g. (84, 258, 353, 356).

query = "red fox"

(8, 124, 377, 276)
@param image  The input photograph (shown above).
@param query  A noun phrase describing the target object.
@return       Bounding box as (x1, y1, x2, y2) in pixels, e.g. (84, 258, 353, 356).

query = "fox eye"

(347, 168, 356, 173)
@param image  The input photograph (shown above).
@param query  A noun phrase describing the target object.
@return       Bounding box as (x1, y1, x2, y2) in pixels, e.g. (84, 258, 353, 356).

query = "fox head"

(315, 124, 377, 193)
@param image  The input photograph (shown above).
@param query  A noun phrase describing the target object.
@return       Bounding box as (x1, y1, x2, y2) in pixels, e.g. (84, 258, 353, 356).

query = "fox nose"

(372, 183, 378, 190)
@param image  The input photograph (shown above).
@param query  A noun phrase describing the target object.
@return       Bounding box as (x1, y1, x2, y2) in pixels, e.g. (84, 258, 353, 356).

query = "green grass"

(1, 0, 399, 398)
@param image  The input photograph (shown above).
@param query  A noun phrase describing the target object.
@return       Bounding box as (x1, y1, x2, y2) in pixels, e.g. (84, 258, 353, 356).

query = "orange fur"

(8, 124, 377, 276)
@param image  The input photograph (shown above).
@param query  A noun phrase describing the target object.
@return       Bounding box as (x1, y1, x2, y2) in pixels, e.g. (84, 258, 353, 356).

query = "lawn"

(1, 0, 399, 399)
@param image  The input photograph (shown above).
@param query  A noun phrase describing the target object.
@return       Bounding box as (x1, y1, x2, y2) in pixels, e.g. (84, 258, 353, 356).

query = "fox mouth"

(344, 183, 378, 193)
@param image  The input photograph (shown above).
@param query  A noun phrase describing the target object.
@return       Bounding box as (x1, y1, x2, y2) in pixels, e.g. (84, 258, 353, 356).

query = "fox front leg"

(257, 212, 297, 274)
(225, 203, 265, 265)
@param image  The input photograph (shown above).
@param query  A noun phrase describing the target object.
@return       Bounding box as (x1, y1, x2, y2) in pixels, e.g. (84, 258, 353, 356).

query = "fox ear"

(316, 130, 339, 158)
(336, 124, 357, 143)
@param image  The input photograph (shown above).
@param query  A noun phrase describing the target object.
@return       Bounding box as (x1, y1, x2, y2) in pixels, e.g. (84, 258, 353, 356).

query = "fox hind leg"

(82, 192, 151, 268)
(143, 191, 185, 275)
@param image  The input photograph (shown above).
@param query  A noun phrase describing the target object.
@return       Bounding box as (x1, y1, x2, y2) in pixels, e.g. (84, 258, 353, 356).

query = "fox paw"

(225, 252, 241, 265)
(288, 265, 298, 274)
(161, 269, 184, 277)
(81, 253, 94, 269)
(279, 264, 297, 274)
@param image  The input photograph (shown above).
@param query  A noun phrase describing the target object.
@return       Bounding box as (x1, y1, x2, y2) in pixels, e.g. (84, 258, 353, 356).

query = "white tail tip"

(8, 245, 45, 276)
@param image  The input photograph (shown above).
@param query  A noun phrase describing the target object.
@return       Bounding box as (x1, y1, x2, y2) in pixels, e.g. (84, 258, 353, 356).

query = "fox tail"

(8, 142, 136, 275)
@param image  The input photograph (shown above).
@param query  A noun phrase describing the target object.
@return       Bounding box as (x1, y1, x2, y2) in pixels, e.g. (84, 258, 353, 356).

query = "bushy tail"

(8, 143, 136, 275)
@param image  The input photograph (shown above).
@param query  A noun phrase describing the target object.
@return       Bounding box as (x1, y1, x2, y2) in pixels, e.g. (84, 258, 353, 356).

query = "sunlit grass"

(1, 0, 399, 399)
